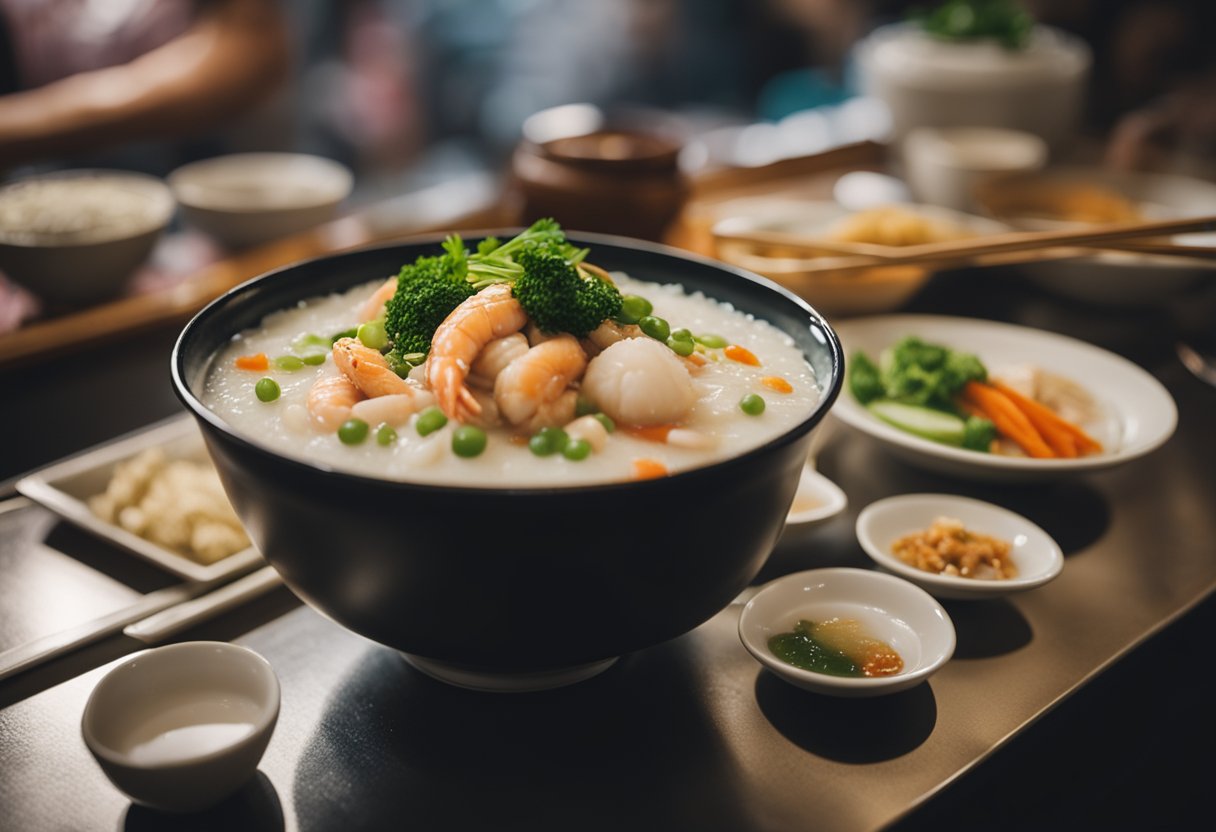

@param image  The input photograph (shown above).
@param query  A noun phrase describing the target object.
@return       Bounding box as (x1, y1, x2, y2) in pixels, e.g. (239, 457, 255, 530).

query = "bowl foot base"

(401, 654, 619, 692)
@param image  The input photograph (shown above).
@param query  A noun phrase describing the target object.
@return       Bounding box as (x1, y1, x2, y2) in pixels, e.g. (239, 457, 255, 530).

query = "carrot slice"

(724, 345, 760, 366)
(632, 458, 668, 480)
(761, 376, 793, 394)
(962, 381, 1055, 459)
(623, 424, 677, 443)
(686, 352, 708, 367)
(235, 353, 269, 371)
(991, 381, 1102, 455)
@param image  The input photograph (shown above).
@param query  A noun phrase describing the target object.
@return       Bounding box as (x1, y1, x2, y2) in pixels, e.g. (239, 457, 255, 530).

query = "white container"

(82, 642, 280, 812)
(857, 23, 1091, 152)
(902, 126, 1048, 211)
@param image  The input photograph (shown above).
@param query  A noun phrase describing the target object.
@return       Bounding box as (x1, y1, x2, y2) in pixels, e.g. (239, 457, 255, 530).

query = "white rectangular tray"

(16, 414, 263, 583)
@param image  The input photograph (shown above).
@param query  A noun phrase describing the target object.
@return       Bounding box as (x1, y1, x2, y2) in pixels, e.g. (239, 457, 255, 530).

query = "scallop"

(581, 338, 695, 427)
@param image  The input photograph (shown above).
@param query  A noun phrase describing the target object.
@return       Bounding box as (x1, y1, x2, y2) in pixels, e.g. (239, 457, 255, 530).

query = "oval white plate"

(831, 315, 1177, 481)
(738, 568, 955, 697)
(856, 494, 1063, 600)
(785, 465, 848, 527)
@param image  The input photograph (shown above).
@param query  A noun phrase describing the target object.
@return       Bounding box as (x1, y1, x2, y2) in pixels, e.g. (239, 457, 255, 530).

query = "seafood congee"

(203, 221, 821, 486)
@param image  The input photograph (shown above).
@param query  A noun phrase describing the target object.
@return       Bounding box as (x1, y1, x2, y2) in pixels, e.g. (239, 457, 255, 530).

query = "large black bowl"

(173, 232, 842, 682)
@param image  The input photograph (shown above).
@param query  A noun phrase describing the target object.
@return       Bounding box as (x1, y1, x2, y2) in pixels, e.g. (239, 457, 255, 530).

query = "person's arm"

(0, 0, 289, 168)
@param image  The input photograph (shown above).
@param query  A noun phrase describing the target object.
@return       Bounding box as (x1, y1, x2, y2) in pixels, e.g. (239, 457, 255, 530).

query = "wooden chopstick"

(714, 214, 1216, 269)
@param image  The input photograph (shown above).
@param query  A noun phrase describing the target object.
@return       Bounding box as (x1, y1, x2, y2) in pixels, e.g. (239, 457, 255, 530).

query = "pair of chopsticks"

(713, 214, 1216, 275)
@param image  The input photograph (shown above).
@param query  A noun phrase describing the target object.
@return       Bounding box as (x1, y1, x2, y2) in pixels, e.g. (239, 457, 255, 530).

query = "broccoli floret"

(848, 351, 885, 404)
(962, 415, 997, 451)
(382, 254, 474, 355)
(879, 336, 988, 408)
(944, 349, 987, 390)
(512, 248, 621, 337)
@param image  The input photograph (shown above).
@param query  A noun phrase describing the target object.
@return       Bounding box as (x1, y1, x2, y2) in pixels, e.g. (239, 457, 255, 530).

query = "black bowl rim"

(171, 229, 843, 497)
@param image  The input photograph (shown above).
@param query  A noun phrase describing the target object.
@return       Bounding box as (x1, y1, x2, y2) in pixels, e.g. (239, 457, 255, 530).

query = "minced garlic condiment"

(891, 516, 1016, 580)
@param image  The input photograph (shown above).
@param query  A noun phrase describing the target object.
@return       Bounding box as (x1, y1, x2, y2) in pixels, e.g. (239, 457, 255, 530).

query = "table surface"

(2, 254, 1215, 831)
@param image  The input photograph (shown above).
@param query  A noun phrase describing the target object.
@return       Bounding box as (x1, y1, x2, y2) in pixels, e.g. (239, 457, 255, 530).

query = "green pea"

(375, 423, 397, 446)
(330, 327, 358, 344)
(452, 425, 487, 458)
(667, 336, 695, 357)
(401, 352, 427, 367)
(254, 377, 280, 402)
(740, 393, 766, 416)
(273, 355, 304, 372)
(292, 333, 330, 352)
(617, 295, 653, 325)
(562, 438, 591, 461)
(639, 315, 670, 342)
(575, 394, 596, 417)
(338, 418, 369, 444)
(416, 407, 448, 436)
(695, 333, 728, 349)
(671, 328, 693, 342)
(357, 320, 388, 350)
(593, 413, 615, 433)
(529, 426, 568, 457)
(301, 352, 327, 366)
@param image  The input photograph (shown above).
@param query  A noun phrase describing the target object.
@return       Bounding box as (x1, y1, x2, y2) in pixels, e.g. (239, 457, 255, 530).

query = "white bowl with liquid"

(81, 641, 280, 812)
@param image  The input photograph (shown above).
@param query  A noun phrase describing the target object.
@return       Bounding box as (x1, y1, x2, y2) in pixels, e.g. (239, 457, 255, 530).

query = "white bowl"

(0, 170, 174, 304)
(81, 642, 280, 812)
(902, 126, 1048, 212)
(169, 153, 352, 249)
(784, 464, 847, 527)
(738, 568, 955, 697)
(856, 494, 1063, 600)
(973, 167, 1216, 304)
(856, 22, 1090, 151)
(831, 314, 1178, 481)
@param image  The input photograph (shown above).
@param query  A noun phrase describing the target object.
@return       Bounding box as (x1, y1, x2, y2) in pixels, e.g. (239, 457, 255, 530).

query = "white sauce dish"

(856, 494, 1064, 600)
(738, 568, 955, 697)
(784, 464, 848, 528)
(81, 641, 280, 812)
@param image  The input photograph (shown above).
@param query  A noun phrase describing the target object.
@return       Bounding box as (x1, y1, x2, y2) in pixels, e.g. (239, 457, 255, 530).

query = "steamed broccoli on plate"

(849, 336, 995, 452)
(381, 219, 622, 359)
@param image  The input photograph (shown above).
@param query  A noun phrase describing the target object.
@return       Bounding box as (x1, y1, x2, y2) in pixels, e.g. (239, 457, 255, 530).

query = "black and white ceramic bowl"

(173, 233, 843, 690)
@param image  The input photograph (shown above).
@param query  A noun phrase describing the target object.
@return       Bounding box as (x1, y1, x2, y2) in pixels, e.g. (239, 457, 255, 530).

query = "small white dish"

(738, 567, 955, 697)
(831, 314, 1178, 481)
(856, 494, 1063, 600)
(169, 153, 352, 249)
(784, 465, 848, 527)
(16, 415, 262, 582)
(902, 126, 1047, 212)
(81, 641, 280, 813)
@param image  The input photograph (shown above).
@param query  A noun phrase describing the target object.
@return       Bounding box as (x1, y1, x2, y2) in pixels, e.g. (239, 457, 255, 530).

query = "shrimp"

(332, 337, 414, 398)
(427, 283, 528, 422)
(307, 375, 364, 431)
(358, 276, 397, 322)
(469, 333, 529, 391)
(494, 334, 587, 430)
(581, 337, 695, 426)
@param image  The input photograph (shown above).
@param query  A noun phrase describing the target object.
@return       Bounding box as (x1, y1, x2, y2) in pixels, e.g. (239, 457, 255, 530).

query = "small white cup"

(81, 642, 280, 813)
(902, 126, 1048, 212)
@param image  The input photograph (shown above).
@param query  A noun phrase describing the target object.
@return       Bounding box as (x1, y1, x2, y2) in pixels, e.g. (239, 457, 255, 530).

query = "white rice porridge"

(203, 273, 820, 486)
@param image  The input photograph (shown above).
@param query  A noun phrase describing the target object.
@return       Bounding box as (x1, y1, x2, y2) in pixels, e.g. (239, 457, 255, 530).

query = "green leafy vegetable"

(849, 351, 885, 404)
(912, 0, 1034, 50)
(962, 414, 997, 451)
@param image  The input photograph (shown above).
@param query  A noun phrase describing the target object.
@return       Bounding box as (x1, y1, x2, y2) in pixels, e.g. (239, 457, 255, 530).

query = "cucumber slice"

(868, 401, 966, 446)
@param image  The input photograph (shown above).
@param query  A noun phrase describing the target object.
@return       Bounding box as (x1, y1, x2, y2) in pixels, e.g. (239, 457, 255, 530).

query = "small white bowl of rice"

(0, 169, 175, 305)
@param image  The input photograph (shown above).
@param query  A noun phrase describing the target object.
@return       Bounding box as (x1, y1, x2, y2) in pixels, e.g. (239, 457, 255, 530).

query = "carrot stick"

(962, 381, 1056, 459)
(991, 381, 1103, 455)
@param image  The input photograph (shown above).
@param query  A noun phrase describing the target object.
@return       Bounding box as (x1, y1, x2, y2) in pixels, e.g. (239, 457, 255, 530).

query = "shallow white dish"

(973, 167, 1216, 305)
(169, 153, 352, 249)
(16, 415, 262, 582)
(784, 464, 848, 527)
(738, 567, 955, 697)
(82, 641, 280, 812)
(856, 494, 1063, 600)
(831, 314, 1177, 481)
